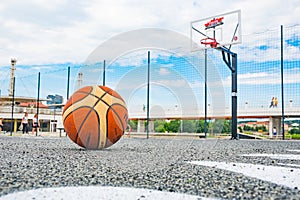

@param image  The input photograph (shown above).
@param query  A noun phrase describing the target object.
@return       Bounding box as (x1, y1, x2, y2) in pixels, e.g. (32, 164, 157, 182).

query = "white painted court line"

(287, 149, 300, 153)
(0, 186, 208, 200)
(188, 161, 300, 189)
(241, 154, 300, 160)
(277, 163, 300, 168)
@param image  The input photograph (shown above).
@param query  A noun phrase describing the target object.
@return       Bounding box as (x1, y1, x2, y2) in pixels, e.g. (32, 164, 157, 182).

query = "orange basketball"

(62, 85, 128, 149)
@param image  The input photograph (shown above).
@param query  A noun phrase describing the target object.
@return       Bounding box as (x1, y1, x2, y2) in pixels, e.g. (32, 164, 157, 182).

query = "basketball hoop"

(200, 38, 218, 48)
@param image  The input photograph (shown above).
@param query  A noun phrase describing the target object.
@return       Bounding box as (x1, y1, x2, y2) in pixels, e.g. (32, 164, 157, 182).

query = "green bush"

(168, 120, 180, 133)
(128, 120, 137, 131)
(238, 126, 243, 133)
(155, 124, 166, 133)
(289, 128, 300, 134)
(292, 134, 300, 139)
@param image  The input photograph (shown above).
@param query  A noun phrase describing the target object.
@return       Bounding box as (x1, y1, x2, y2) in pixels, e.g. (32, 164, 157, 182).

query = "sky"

(0, 0, 299, 65)
(0, 0, 300, 113)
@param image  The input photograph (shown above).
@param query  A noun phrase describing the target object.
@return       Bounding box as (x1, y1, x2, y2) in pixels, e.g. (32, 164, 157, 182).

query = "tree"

(289, 128, 300, 134)
(167, 120, 180, 133)
(154, 120, 166, 133)
(182, 120, 196, 133)
(155, 124, 166, 132)
(196, 120, 205, 133)
(209, 120, 231, 134)
(221, 120, 231, 133)
(128, 120, 137, 131)
(255, 125, 266, 132)
(243, 125, 252, 131)
(238, 126, 243, 133)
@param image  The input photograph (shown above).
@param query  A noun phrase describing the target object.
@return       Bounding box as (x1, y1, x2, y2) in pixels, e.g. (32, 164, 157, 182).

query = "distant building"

(238, 121, 268, 133)
(238, 121, 289, 132)
(0, 96, 63, 132)
(46, 94, 63, 109)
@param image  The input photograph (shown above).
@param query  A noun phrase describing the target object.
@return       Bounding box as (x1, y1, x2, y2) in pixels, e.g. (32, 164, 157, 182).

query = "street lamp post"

(10, 59, 17, 136)
(9, 59, 17, 97)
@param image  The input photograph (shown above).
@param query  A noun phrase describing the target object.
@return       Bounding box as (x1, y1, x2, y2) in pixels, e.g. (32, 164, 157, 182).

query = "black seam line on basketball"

(72, 106, 99, 144)
(113, 107, 126, 131)
(105, 103, 127, 127)
(65, 88, 93, 110)
(75, 107, 100, 145)
(109, 103, 127, 113)
(63, 106, 93, 126)
(63, 106, 94, 124)
(98, 88, 125, 108)
(66, 88, 106, 143)
(104, 107, 125, 147)
(100, 97, 122, 108)
(67, 105, 93, 142)
(69, 87, 110, 145)
(72, 92, 104, 105)
(93, 91, 111, 147)
(77, 108, 101, 149)
(99, 96, 126, 112)
(81, 88, 119, 147)
(103, 102, 127, 138)
(84, 88, 113, 108)
(70, 90, 94, 103)
(72, 86, 93, 98)
(94, 107, 101, 149)
(111, 105, 127, 131)
(75, 91, 109, 145)
(105, 111, 109, 147)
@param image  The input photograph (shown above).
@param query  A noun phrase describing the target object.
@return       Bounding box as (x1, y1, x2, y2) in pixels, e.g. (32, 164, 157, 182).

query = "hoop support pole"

(218, 46, 238, 139)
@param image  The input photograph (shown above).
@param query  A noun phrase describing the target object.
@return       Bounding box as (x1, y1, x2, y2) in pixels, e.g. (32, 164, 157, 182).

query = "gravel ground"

(0, 134, 299, 199)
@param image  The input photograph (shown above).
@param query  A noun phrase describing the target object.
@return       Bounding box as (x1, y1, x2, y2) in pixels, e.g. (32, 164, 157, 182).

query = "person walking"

(274, 97, 278, 107)
(273, 127, 277, 139)
(22, 112, 29, 134)
(269, 97, 275, 108)
(0, 118, 3, 133)
(32, 114, 40, 135)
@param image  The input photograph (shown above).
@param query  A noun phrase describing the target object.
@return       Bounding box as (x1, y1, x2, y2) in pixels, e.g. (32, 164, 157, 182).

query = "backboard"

(190, 10, 241, 51)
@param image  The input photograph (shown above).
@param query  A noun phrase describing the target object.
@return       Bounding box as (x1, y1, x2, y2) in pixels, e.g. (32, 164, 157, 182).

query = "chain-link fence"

(0, 25, 299, 133)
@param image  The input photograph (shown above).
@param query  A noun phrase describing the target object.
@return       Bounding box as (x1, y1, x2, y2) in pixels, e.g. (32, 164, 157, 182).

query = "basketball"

(62, 85, 128, 149)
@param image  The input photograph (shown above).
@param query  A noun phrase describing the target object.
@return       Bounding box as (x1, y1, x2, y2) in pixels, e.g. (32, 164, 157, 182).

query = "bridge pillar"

(269, 117, 281, 138)
(148, 120, 154, 132)
(137, 120, 145, 132)
(137, 119, 154, 133)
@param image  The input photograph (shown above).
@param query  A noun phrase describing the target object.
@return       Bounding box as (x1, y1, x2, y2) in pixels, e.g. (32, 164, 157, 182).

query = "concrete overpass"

(128, 105, 300, 138)
(1, 103, 299, 138)
(128, 106, 300, 119)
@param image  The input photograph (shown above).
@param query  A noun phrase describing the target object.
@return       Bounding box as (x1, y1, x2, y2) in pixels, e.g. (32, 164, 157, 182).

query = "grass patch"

(286, 134, 300, 139)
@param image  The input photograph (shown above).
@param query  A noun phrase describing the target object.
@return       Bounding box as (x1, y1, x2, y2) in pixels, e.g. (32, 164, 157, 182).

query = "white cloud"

(110, 50, 177, 68)
(221, 68, 300, 86)
(0, 0, 300, 65)
(158, 68, 170, 75)
(156, 79, 187, 88)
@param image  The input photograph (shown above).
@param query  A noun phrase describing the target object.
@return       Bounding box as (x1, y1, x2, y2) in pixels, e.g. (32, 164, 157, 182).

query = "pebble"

(0, 135, 299, 199)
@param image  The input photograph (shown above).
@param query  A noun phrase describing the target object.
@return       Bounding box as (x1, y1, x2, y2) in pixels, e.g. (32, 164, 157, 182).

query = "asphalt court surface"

(0, 134, 299, 199)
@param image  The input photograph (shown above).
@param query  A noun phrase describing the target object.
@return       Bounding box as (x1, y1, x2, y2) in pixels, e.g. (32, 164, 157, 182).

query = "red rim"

(200, 38, 218, 48)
